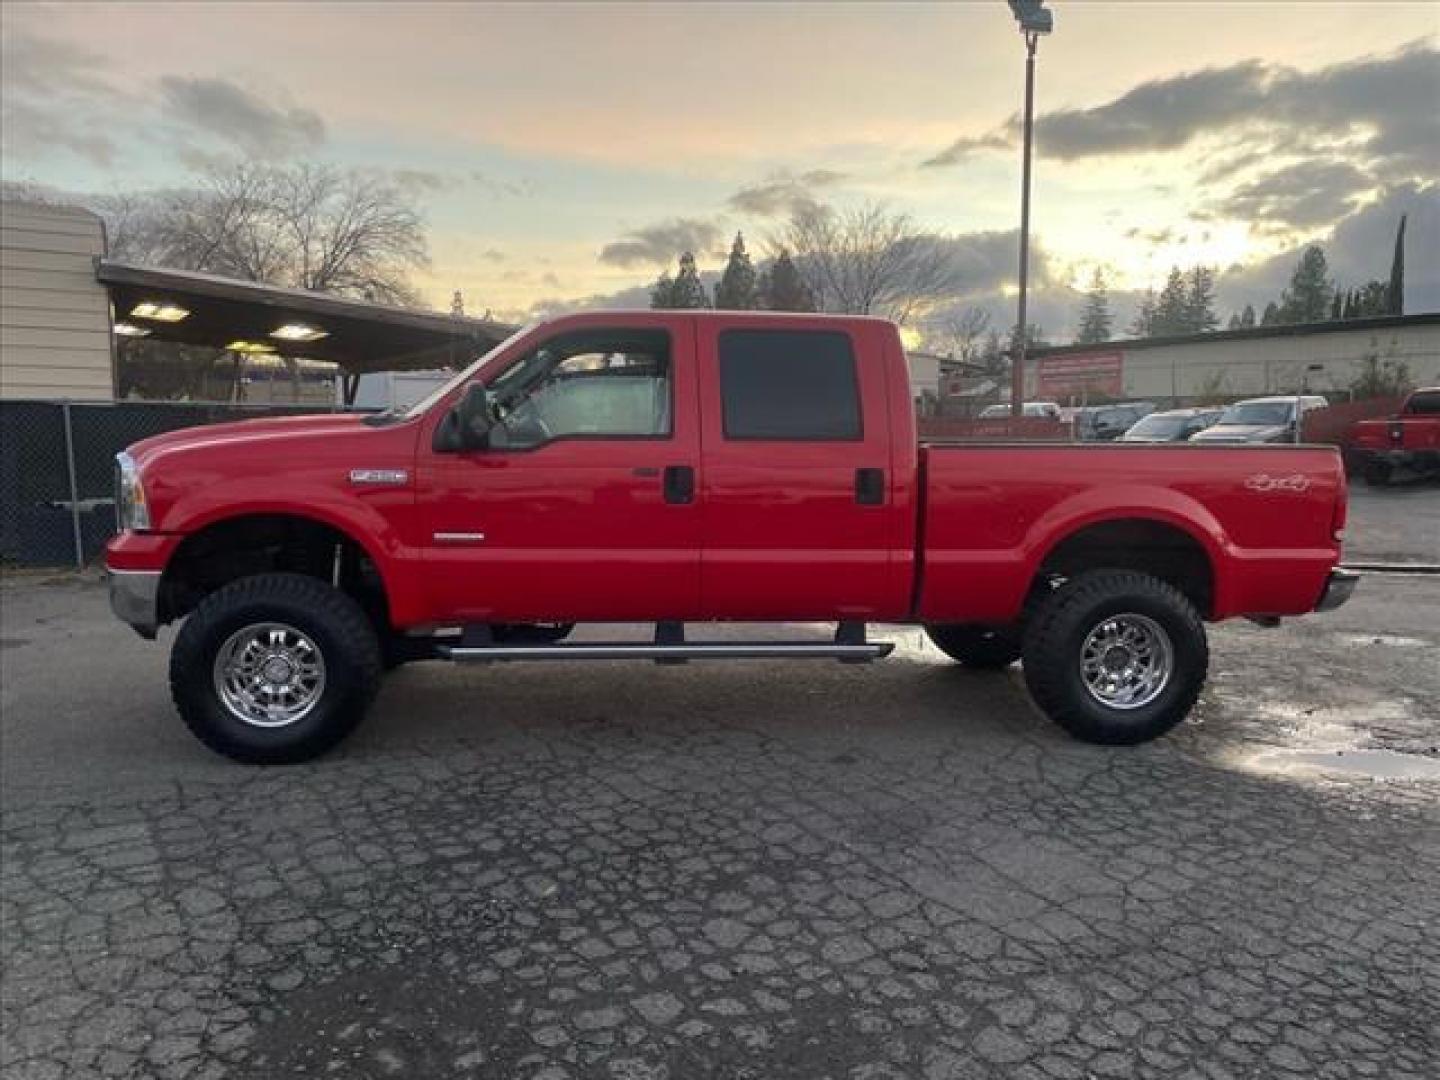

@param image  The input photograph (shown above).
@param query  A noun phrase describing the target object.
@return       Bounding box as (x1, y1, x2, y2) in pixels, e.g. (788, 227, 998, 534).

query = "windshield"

(400, 324, 533, 419)
(1220, 401, 1293, 426)
(1125, 414, 1185, 438)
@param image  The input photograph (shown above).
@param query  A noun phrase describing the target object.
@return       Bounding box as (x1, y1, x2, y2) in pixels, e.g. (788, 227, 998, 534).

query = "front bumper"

(108, 569, 162, 639)
(1315, 568, 1360, 613)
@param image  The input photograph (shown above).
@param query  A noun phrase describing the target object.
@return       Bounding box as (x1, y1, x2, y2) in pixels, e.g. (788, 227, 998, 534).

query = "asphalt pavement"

(2, 492, 1438, 1080)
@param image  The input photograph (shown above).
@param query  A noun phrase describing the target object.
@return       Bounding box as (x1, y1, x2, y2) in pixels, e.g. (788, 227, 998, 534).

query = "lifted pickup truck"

(1349, 387, 1440, 484)
(106, 312, 1356, 763)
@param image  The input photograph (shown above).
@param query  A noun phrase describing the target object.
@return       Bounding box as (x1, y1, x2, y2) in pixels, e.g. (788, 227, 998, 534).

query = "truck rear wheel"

(170, 573, 382, 764)
(1021, 570, 1207, 745)
(925, 624, 1021, 668)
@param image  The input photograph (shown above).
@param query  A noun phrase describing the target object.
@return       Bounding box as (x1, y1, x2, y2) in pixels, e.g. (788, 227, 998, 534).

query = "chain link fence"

(1, 399, 346, 569)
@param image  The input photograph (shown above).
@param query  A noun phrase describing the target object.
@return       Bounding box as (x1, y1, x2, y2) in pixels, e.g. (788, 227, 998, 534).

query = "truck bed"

(916, 442, 1346, 623)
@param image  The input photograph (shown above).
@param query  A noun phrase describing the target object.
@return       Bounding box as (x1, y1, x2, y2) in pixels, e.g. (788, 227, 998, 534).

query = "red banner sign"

(1036, 351, 1124, 397)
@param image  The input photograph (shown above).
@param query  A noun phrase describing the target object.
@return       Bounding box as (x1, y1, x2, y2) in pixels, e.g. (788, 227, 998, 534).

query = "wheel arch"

(1029, 512, 1220, 619)
(158, 510, 396, 629)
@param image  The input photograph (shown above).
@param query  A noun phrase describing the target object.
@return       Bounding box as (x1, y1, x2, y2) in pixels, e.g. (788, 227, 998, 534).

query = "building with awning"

(1, 199, 516, 403)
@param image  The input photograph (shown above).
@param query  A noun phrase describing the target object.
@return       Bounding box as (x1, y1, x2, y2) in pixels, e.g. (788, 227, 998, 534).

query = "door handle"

(855, 467, 885, 505)
(663, 465, 695, 505)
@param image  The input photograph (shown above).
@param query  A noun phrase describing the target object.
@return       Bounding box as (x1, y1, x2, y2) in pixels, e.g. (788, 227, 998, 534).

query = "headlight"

(114, 452, 151, 531)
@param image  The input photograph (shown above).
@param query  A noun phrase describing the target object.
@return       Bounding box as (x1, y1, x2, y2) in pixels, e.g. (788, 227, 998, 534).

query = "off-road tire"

(1021, 570, 1208, 745)
(1362, 459, 1392, 486)
(170, 573, 382, 764)
(926, 624, 1021, 669)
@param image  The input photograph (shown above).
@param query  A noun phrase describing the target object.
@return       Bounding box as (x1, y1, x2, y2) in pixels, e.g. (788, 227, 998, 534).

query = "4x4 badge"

(1244, 473, 1312, 493)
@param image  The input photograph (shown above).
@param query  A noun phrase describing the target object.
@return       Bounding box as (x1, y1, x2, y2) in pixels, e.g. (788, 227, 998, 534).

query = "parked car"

(105, 311, 1354, 763)
(1348, 387, 1440, 484)
(979, 401, 1062, 420)
(1074, 401, 1157, 441)
(1189, 395, 1329, 444)
(1120, 408, 1224, 443)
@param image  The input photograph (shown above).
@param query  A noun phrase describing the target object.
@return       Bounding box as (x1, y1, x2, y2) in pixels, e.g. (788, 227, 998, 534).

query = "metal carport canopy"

(96, 260, 517, 377)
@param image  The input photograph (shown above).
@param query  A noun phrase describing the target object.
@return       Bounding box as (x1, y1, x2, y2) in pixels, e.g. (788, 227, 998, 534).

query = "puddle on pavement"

(1335, 632, 1433, 649)
(1248, 747, 1440, 780)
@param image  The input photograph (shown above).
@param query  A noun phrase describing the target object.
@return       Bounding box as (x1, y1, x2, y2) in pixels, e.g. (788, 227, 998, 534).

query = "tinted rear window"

(718, 330, 862, 440)
(1408, 391, 1440, 415)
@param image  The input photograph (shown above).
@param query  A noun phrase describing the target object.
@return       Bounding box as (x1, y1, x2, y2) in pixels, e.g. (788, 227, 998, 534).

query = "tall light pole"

(1007, 1, 1053, 417)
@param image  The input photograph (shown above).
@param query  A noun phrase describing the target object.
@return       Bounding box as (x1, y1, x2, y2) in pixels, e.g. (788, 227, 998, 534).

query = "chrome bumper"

(1315, 568, 1360, 613)
(108, 569, 161, 639)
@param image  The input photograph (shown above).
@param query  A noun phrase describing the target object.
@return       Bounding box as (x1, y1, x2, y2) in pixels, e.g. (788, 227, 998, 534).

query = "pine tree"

(1128, 288, 1158, 338)
(1074, 268, 1113, 344)
(1184, 265, 1219, 332)
(1260, 301, 1281, 326)
(760, 248, 814, 312)
(1388, 214, 1406, 316)
(670, 252, 710, 309)
(1330, 292, 1343, 321)
(714, 232, 758, 310)
(979, 330, 1005, 374)
(649, 270, 678, 309)
(1238, 303, 1256, 328)
(1278, 245, 1332, 324)
(1153, 267, 1190, 336)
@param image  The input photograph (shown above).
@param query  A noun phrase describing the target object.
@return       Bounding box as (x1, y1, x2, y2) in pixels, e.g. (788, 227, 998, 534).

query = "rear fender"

(1025, 486, 1230, 611)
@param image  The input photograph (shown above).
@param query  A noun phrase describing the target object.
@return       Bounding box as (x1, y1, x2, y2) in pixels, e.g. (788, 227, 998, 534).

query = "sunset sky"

(3, 1, 1437, 338)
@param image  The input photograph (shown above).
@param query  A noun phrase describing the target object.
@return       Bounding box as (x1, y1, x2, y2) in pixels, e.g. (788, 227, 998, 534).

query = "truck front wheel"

(170, 573, 382, 764)
(1021, 570, 1208, 745)
(925, 624, 1021, 668)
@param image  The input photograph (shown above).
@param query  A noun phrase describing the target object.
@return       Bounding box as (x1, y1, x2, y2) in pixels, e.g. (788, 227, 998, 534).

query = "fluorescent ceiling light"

(225, 340, 276, 355)
(269, 322, 329, 342)
(113, 322, 150, 337)
(130, 301, 190, 322)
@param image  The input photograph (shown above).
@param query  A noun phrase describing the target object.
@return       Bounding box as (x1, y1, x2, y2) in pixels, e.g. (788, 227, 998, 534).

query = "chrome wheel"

(213, 622, 326, 728)
(1080, 613, 1173, 710)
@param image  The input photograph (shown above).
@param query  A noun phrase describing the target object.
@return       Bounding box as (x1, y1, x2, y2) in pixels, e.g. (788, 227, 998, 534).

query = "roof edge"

(1031, 311, 1440, 357)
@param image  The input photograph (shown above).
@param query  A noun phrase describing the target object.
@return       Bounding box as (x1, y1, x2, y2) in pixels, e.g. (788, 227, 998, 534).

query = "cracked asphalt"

(3, 497, 1438, 1079)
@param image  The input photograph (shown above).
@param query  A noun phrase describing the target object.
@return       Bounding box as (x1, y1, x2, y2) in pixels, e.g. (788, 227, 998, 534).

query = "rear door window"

(718, 329, 861, 440)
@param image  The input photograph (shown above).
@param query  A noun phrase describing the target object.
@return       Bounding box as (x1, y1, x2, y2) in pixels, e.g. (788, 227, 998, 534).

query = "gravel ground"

(2, 498, 1438, 1079)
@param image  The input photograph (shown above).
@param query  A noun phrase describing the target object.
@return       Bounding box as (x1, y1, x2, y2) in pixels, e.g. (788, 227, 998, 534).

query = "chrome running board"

(439, 641, 892, 662)
(438, 620, 891, 664)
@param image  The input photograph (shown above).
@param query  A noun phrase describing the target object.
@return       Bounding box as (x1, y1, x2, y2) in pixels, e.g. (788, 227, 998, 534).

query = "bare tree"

(774, 201, 964, 325)
(104, 163, 429, 305)
(931, 306, 992, 364)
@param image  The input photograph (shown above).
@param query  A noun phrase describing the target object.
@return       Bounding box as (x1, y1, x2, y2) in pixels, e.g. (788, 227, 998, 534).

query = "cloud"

(1, 100, 116, 167)
(598, 217, 724, 267)
(0, 31, 125, 166)
(926, 229, 1058, 298)
(158, 76, 326, 158)
(469, 171, 538, 199)
(921, 131, 1013, 169)
(924, 40, 1439, 174)
(1218, 181, 1439, 316)
(392, 168, 458, 194)
(1211, 160, 1375, 233)
(728, 169, 847, 216)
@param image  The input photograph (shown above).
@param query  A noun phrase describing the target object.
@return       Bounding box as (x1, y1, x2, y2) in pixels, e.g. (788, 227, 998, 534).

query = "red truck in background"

(1349, 387, 1440, 484)
(105, 311, 1356, 764)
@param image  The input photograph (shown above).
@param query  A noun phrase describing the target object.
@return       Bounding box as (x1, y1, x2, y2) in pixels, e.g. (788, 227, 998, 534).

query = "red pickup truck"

(106, 311, 1356, 763)
(1349, 387, 1440, 484)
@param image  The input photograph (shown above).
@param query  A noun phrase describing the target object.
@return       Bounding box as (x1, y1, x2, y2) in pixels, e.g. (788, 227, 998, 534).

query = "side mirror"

(433, 383, 493, 452)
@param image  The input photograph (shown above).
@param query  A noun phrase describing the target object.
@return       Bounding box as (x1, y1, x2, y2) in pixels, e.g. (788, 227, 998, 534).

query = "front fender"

(157, 483, 426, 626)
